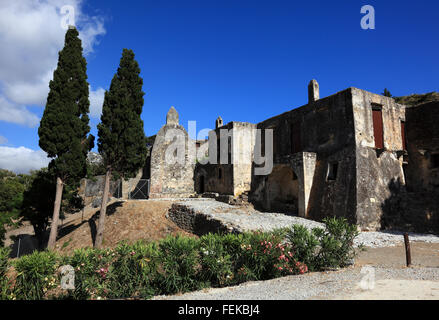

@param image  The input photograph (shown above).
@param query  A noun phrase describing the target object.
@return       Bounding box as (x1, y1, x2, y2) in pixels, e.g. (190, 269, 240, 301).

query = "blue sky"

(0, 0, 438, 172)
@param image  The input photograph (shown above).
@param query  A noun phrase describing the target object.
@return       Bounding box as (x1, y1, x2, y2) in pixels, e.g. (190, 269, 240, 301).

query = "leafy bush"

(63, 247, 113, 300)
(157, 235, 201, 294)
(0, 247, 12, 299)
(287, 217, 362, 271)
(236, 231, 304, 283)
(199, 233, 233, 287)
(13, 250, 59, 300)
(315, 217, 362, 269)
(287, 225, 320, 271)
(106, 241, 158, 299)
(0, 218, 360, 300)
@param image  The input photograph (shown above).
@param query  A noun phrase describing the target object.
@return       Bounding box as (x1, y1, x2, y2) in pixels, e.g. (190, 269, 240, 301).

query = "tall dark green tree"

(382, 88, 392, 97)
(38, 27, 94, 250)
(95, 49, 147, 248)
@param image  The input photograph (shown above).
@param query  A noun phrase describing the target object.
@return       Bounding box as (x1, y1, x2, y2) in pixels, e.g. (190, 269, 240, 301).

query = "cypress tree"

(382, 88, 392, 97)
(38, 27, 94, 250)
(95, 49, 147, 248)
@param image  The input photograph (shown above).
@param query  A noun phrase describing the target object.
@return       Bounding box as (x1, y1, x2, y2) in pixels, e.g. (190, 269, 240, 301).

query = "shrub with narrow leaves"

(199, 233, 233, 287)
(13, 251, 59, 300)
(106, 241, 158, 299)
(157, 236, 201, 294)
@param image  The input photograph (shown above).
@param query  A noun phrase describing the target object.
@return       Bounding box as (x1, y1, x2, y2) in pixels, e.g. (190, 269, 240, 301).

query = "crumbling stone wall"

(352, 88, 406, 230)
(405, 101, 439, 192)
(250, 88, 357, 222)
(381, 101, 439, 234)
(149, 107, 195, 198)
(196, 121, 256, 196)
(79, 175, 121, 206)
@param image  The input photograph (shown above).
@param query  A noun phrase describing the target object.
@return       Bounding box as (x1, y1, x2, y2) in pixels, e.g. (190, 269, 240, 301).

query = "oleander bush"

(287, 217, 363, 271)
(199, 233, 234, 287)
(13, 250, 59, 300)
(0, 247, 12, 299)
(106, 241, 158, 299)
(0, 217, 361, 300)
(157, 235, 201, 295)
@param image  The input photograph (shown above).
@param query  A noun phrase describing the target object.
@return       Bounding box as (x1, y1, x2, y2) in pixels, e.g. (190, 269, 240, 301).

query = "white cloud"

(0, 96, 40, 127)
(0, 146, 50, 174)
(89, 86, 105, 119)
(0, 0, 106, 127)
(0, 136, 7, 145)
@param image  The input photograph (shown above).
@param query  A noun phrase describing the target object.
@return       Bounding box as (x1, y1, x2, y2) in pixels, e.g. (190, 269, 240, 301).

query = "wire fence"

(128, 179, 150, 199)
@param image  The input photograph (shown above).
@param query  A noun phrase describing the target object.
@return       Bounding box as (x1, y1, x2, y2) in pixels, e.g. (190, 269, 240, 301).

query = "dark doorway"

(199, 175, 205, 194)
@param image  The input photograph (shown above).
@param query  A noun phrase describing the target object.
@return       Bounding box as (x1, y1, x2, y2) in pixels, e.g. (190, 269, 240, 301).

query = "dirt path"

(330, 279, 439, 300)
(356, 242, 439, 268)
(156, 244, 439, 300)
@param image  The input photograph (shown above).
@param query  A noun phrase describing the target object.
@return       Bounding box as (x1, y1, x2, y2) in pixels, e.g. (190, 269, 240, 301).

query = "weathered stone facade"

(149, 107, 197, 198)
(80, 81, 438, 233)
(193, 81, 436, 232)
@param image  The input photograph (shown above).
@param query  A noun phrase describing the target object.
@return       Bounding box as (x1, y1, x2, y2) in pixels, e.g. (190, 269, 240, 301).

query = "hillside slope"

(53, 200, 195, 254)
(394, 92, 439, 106)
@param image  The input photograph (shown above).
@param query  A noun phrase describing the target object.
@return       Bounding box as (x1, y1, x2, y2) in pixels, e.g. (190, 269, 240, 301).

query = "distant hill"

(394, 92, 439, 106)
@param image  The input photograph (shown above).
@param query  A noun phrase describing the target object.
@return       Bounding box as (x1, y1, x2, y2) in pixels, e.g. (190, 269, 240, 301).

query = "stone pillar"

(291, 152, 317, 217)
(166, 106, 179, 125)
(308, 80, 319, 103)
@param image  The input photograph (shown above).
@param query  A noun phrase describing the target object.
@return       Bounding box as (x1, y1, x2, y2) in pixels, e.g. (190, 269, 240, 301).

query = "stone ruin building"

(81, 80, 439, 233)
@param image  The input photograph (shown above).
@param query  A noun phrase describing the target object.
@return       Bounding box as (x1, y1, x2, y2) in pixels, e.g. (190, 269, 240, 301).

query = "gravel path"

(172, 199, 439, 248)
(153, 267, 439, 300)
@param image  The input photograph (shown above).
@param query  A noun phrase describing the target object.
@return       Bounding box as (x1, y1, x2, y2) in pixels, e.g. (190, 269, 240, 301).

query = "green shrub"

(287, 225, 320, 271)
(0, 247, 9, 277)
(235, 230, 303, 283)
(315, 217, 362, 269)
(63, 247, 113, 300)
(287, 217, 362, 271)
(157, 235, 201, 294)
(0, 247, 12, 300)
(106, 241, 158, 299)
(13, 250, 58, 300)
(2, 218, 360, 300)
(199, 233, 233, 287)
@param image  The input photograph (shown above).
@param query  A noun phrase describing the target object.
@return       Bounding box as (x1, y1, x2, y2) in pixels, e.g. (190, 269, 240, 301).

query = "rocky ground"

(170, 199, 439, 248)
(154, 266, 439, 300)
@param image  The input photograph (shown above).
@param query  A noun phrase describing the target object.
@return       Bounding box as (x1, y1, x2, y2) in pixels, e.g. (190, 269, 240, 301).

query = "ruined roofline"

(257, 87, 353, 125)
(214, 120, 256, 131)
(258, 86, 407, 126)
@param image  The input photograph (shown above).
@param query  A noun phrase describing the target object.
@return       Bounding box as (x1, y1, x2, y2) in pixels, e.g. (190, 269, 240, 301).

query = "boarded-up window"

(401, 121, 407, 150)
(372, 106, 384, 149)
(291, 122, 302, 154)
